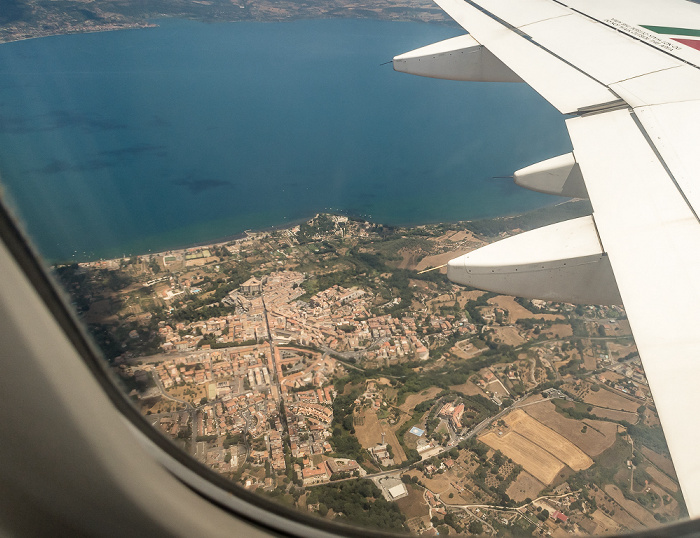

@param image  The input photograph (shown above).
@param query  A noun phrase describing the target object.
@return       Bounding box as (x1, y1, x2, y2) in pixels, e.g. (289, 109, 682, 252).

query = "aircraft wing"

(394, 0, 700, 516)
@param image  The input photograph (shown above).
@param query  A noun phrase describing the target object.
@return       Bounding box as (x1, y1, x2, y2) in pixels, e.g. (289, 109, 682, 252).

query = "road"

(149, 370, 198, 449)
(308, 394, 535, 488)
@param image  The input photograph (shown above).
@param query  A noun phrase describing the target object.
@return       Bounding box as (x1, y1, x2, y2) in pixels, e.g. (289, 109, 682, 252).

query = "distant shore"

(0, 1, 451, 45)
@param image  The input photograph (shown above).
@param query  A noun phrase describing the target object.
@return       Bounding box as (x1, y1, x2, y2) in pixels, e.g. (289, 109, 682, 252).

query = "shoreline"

(72, 199, 589, 268)
(2, 16, 574, 267)
(0, 9, 453, 46)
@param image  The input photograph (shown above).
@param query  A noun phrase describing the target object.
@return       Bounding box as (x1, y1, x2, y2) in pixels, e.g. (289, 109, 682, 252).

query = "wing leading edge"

(394, 0, 700, 517)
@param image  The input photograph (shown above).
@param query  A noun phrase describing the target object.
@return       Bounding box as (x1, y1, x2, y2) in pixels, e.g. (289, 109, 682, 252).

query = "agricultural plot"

(608, 342, 638, 360)
(582, 349, 598, 370)
(583, 387, 641, 413)
(354, 410, 407, 463)
(486, 295, 563, 322)
(523, 400, 617, 457)
(486, 378, 510, 398)
(605, 484, 658, 528)
(506, 471, 545, 502)
(490, 326, 525, 346)
(645, 465, 678, 493)
(450, 340, 482, 360)
(395, 484, 430, 519)
(354, 411, 398, 448)
(419, 470, 468, 503)
(647, 483, 682, 519)
(641, 447, 677, 479)
(449, 380, 484, 396)
(504, 410, 593, 471)
(590, 509, 622, 535)
(590, 407, 637, 423)
(399, 387, 442, 413)
(601, 371, 625, 383)
(480, 431, 564, 484)
(481, 409, 594, 484)
(456, 290, 486, 307)
(543, 323, 573, 339)
(415, 250, 473, 272)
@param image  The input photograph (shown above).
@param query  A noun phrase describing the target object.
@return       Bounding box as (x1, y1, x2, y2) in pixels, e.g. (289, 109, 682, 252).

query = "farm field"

(354, 410, 407, 463)
(399, 387, 442, 413)
(641, 447, 677, 479)
(486, 379, 510, 398)
(601, 371, 625, 383)
(544, 323, 573, 339)
(523, 400, 618, 457)
(590, 406, 637, 422)
(415, 249, 473, 272)
(395, 484, 429, 519)
(449, 380, 484, 396)
(581, 348, 598, 370)
(450, 340, 483, 360)
(605, 484, 657, 528)
(590, 509, 622, 535)
(608, 342, 638, 360)
(456, 290, 486, 308)
(503, 410, 593, 470)
(490, 326, 526, 346)
(506, 471, 545, 502)
(421, 471, 468, 503)
(645, 465, 678, 493)
(647, 483, 682, 518)
(583, 387, 641, 412)
(480, 431, 564, 484)
(486, 295, 564, 322)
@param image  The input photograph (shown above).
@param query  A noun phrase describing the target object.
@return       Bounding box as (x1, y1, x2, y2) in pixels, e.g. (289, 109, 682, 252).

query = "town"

(57, 206, 686, 536)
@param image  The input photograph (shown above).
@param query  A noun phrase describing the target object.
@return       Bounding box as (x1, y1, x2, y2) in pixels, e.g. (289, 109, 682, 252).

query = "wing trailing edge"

(446, 216, 622, 305)
(514, 152, 588, 199)
(393, 35, 521, 82)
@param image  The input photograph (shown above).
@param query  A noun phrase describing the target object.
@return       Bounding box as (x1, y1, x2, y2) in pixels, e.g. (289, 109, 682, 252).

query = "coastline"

(0, 2, 451, 46)
(1, 17, 572, 266)
(72, 199, 591, 268)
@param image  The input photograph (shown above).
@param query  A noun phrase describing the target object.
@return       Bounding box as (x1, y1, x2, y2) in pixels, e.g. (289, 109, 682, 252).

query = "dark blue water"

(0, 19, 571, 262)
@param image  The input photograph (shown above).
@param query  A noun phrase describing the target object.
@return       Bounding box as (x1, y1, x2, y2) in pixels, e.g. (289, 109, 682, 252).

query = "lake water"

(0, 18, 571, 262)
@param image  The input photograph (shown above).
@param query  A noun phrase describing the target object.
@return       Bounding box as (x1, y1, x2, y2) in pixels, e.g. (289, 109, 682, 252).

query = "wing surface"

(394, 0, 700, 516)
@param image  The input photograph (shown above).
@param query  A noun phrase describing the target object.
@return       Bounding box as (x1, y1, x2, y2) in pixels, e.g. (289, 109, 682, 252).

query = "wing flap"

(392, 34, 522, 82)
(446, 216, 621, 305)
(610, 65, 700, 107)
(633, 102, 700, 221)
